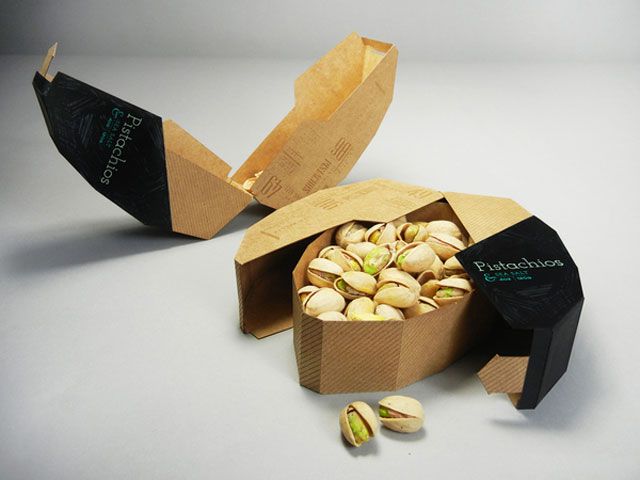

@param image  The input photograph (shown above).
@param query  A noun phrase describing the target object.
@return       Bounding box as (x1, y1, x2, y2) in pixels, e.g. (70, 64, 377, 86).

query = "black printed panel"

(457, 216, 584, 408)
(33, 72, 171, 228)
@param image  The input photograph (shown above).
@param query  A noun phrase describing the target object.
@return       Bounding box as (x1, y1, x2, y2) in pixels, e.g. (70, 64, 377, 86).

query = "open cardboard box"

(235, 179, 584, 409)
(32, 33, 397, 239)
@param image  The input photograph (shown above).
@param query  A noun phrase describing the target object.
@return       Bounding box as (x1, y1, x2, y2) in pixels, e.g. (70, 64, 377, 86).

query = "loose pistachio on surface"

(340, 401, 378, 447)
(378, 396, 425, 433)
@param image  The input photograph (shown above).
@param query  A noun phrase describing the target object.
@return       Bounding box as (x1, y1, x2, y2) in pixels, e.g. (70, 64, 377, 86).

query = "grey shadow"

(215, 201, 273, 237)
(343, 433, 380, 456)
(379, 426, 427, 442)
(5, 219, 197, 275)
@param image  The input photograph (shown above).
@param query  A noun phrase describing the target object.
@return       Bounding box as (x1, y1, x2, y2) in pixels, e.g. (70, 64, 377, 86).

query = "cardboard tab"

(33, 34, 397, 239)
(478, 355, 529, 394)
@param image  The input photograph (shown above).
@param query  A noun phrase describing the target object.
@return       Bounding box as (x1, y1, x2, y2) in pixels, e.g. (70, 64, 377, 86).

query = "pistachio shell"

(303, 288, 346, 317)
(346, 242, 377, 259)
(335, 221, 367, 248)
(403, 296, 439, 318)
(351, 312, 387, 321)
(363, 244, 394, 276)
(307, 258, 344, 288)
(365, 223, 396, 245)
(334, 271, 377, 299)
(375, 303, 405, 320)
(317, 311, 348, 321)
(426, 233, 466, 261)
(319, 246, 363, 272)
(377, 268, 421, 295)
(378, 396, 425, 433)
(340, 401, 378, 447)
(345, 297, 376, 320)
(374, 284, 419, 308)
(297, 285, 319, 303)
(438, 277, 473, 292)
(426, 220, 463, 240)
(419, 279, 440, 298)
(444, 255, 466, 277)
(395, 242, 437, 274)
(434, 278, 472, 306)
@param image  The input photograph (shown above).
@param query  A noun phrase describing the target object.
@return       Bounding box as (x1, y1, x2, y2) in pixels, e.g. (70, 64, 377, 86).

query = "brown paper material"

(478, 355, 530, 404)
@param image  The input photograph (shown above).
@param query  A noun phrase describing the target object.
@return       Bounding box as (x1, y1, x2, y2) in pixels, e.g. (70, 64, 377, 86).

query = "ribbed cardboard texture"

(235, 179, 583, 409)
(33, 33, 397, 239)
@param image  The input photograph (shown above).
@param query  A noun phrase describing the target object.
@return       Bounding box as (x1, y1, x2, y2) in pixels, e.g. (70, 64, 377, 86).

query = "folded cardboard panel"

(33, 34, 397, 239)
(235, 179, 583, 409)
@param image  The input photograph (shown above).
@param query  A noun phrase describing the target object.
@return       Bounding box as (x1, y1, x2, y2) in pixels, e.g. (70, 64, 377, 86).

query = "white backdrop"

(1, 0, 639, 61)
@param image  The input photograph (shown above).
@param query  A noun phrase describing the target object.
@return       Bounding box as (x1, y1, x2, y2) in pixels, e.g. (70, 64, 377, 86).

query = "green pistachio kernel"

(363, 247, 391, 275)
(379, 406, 390, 418)
(348, 411, 369, 444)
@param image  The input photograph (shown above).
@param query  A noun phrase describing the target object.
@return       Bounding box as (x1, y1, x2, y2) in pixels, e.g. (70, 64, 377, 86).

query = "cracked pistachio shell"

(395, 242, 438, 274)
(365, 223, 396, 245)
(375, 303, 405, 320)
(373, 283, 419, 308)
(363, 244, 394, 276)
(319, 246, 363, 272)
(426, 220, 463, 240)
(403, 296, 439, 318)
(420, 279, 440, 298)
(444, 256, 467, 277)
(351, 312, 387, 321)
(317, 311, 348, 321)
(378, 396, 425, 433)
(415, 255, 445, 281)
(396, 222, 429, 243)
(434, 278, 473, 305)
(307, 258, 344, 288)
(303, 288, 346, 317)
(334, 271, 377, 300)
(378, 268, 421, 295)
(346, 242, 376, 259)
(345, 297, 376, 321)
(426, 233, 466, 261)
(297, 285, 319, 304)
(335, 221, 367, 248)
(340, 401, 378, 447)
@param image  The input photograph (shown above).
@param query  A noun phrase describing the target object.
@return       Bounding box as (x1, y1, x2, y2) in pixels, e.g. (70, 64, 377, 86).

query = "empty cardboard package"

(235, 179, 584, 409)
(32, 33, 398, 239)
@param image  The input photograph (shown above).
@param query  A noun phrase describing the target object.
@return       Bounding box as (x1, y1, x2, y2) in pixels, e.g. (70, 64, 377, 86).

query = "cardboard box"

(235, 179, 584, 409)
(32, 33, 397, 239)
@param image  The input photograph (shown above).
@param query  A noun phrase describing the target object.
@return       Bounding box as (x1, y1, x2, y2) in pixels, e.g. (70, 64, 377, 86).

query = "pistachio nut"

(365, 223, 396, 245)
(345, 297, 376, 321)
(306, 257, 344, 288)
(319, 245, 363, 272)
(378, 268, 421, 295)
(373, 280, 419, 308)
(444, 256, 467, 277)
(426, 220, 463, 240)
(378, 396, 425, 433)
(403, 296, 439, 318)
(363, 244, 394, 276)
(375, 303, 405, 320)
(335, 221, 367, 248)
(297, 285, 319, 304)
(351, 312, 387, 321)
(317, 311, 348, 321)
(334, 271, 377, 300)
(419, 279, 440, 298)
(434, 278, 473, 306)
(426, 233, 466, 261)
(241, 170, 263, 192)
(303, 287, 346, 317)
(395, 242, 438, 274)
(396, 222, 429, 243)
(346, 241, 377, 259)
(340, 401, 378, 447)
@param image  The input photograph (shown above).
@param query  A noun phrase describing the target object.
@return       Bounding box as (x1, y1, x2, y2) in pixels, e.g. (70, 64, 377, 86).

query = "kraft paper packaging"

(33, 33, 398, 239)
(235, 179, 583, 409)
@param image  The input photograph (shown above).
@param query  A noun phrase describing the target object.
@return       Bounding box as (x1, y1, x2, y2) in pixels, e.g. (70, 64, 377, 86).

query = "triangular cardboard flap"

(234, 34, 398, 209)
(456, 216, 584, 409)
(444, 192, 531, 243)
(478, 355, 529, 395)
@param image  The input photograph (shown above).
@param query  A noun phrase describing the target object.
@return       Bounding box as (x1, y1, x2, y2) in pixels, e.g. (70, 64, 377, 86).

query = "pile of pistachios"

(298, 217, 473, 321)
(340, 395, 425, 447)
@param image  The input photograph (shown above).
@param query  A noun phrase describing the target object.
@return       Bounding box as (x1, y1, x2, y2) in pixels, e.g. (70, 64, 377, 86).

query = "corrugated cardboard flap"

(478, 355, 529, 406)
